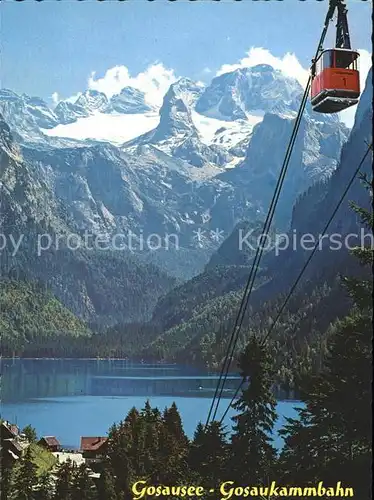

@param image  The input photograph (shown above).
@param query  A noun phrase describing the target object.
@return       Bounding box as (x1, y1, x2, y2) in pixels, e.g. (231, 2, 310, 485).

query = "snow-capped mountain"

(54, 90, 109, 124)
(0, 62, 352, 277)
(54, 100, 90, 125)
(22, 95, 59, 129)
(154, 78, 203, 138)
(0, 89, 58, 143)
(195, 64, 302, 120)
(1, 64, 345, 165)
(75, 89, 109, 113)
(0, 90, 103, 148)
(131, 77, 205, 144)
(53, 87, 153, 125)
(0, 87, 158, 145)
(0, 89, 59, 130)
(221, 111, 348, 227)
(110, 87, 154, 114)
(122, 78, 234, 168)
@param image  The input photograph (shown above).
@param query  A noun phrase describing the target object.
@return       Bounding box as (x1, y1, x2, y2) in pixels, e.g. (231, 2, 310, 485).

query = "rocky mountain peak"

(110, 86, 153, 114)
(165, 78, 204, 107)
(195, 64, 303, 120)
(74, 89, 109, 113)
(155, 88, 196, 140)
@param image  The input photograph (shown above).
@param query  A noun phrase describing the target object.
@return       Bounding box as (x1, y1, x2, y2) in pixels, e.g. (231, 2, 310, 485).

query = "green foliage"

(22, 425, 37, 443)
(35, 473, 54, 500)
(0, 279, 90, 355)
(97, 469, 118, 500)
(105, 401, 192, 495)
(54, 459, 75, 500)
(230, 335, 277, 485)
(278, 202, 373, 498)
(189, 421, 229, 490)
(28, 443, 58, 476)
(11, 448, 38, 500)
(71, 464, 97, 500)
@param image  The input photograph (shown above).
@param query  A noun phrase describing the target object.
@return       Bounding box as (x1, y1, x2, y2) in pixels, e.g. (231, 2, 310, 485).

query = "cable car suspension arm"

(312, 0, 351, 77)
(335, 1, 351, 49)
(321, 0, 352, 52)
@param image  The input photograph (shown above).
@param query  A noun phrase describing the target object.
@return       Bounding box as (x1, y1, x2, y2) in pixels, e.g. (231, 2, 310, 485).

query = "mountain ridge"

(0, 63, 352, 280)
(144, 66, 372, 369)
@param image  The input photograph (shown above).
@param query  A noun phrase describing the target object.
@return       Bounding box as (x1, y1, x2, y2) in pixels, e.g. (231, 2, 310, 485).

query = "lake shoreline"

(0, 357, 300, 401)
(1, 359, 302, 449)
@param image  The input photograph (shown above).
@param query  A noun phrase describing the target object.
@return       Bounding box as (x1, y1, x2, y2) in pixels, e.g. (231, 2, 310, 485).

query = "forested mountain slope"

(0, 279, 90, 355)
(0, 114, 176, 334)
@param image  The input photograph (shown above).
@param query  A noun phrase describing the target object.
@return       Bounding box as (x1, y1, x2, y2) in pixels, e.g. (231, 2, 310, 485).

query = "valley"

(0, 2, 372, 497)
(0, 62, 372, 393)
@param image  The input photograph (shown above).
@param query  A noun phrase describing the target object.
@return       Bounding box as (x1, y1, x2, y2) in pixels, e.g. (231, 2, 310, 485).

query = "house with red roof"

(80, 437, 107, 465)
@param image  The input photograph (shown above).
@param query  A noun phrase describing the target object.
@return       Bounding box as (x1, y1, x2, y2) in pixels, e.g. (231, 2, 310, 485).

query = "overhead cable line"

(261, 141, 373, 346)
(206, 79, 310, 426)
(209, 81, 310, 424)
(217, 140, 373, 426)
(205, 0, 360, 427)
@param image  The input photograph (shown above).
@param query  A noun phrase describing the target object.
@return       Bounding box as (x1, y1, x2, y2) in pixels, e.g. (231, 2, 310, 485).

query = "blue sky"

(1, 0, 372, 105)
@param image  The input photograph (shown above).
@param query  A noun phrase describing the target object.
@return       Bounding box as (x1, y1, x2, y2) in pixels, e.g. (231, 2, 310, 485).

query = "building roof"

(4, 438, 28, 454)
(1, 422, 19, 437)
(10, 425, 19, 436)
(40, 436, 60, 447)
(4, 439, 23, 453)
(80, 437, 107, 452)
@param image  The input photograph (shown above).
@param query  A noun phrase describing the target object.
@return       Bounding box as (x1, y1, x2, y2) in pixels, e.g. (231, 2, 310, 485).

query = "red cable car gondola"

(311, 0, 360, 114)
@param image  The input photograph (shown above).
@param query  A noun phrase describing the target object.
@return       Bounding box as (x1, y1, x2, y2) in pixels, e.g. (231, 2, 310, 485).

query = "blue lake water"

(0, 358, 301, 449)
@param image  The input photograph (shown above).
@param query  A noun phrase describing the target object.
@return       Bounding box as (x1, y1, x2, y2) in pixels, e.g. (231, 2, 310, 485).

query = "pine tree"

(54, 459, 75, 500)
(0, 456, 14, 500)
(97, 469, 118, 500)
(279, 199, 373, 498)
(35, 472, 53, 500)
(155, 403, 190, 484)
(71, 464, 97, 500)
(105, 410, 138, 495)
(12, 448, 38, 500)
(230, 335, 277, 485)
(140, 401, 162, 478)
(189, 421, 228, 490)
(188, 422, 205, 474)
(22, 425, 37, 443)
(163, 402, 189, 448)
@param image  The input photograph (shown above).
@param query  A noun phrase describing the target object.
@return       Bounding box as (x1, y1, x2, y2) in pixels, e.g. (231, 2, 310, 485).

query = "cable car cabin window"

(313, 51, 332, 74)
(334, 51, 358, 70)
(315, 56, 322, 74)
(322, 51, 334, 70)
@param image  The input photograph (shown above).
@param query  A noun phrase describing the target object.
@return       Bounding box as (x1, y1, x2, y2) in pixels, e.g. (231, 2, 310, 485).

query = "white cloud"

(51, 92, 60, 105)
(52, 47, 370, 129)
(216, 46, 371, 128)
(216, 47, 309, 87)
(51, 91, 81, 107)
(87, 63, 177, 107)
(65, 92, 82, 104)
(338, 49, 372, 128)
